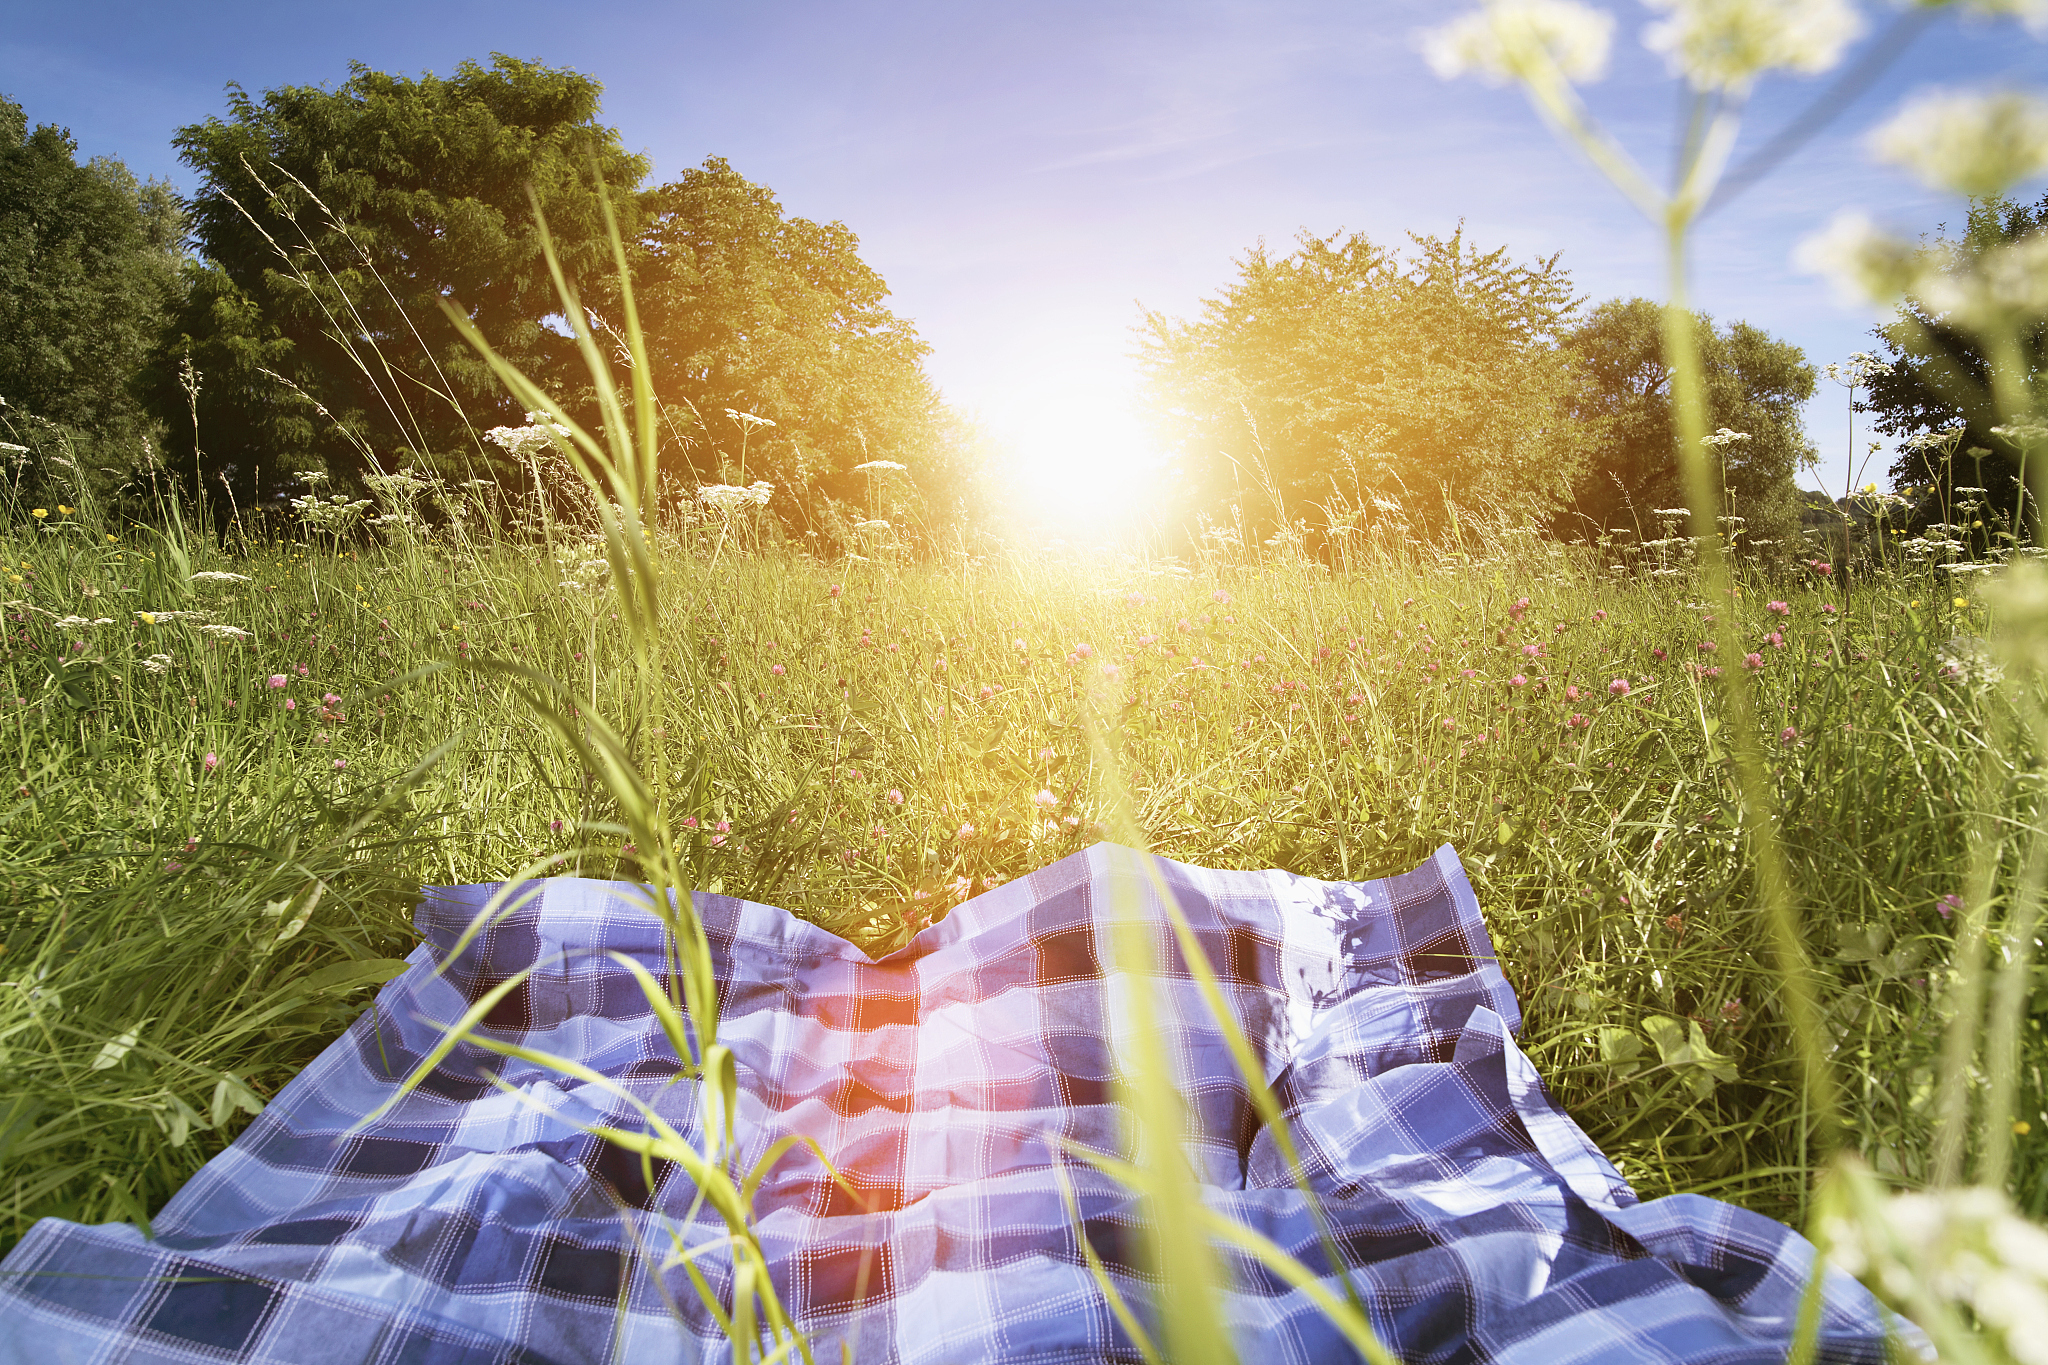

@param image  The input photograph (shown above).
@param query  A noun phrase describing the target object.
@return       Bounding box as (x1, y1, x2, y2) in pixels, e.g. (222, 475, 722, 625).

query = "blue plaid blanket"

(1, 845, 1913, 1363)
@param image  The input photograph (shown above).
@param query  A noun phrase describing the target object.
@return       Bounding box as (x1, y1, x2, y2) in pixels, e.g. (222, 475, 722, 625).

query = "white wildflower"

(854, 519, 893, 532)
(853, 459, 909, 473)
(188, 571, 253, 585)
(1700, 427, 1752, 446)
(1652, 508, 1694, 517)
(485, 412, 573, 459)
(140, 654, 173, 675)
(1642, 0, 1860, 93)
(1421, 0, 1614, 86)
(52, 616, 93, 630)
(1795, 211, 1925, 308)
(1873, 89, 2048, 200)
(198, 624, 251, 640)
(1918, 233, 2048, 331)
(725, 409, 776, 429)
(697, 481, 775, 512)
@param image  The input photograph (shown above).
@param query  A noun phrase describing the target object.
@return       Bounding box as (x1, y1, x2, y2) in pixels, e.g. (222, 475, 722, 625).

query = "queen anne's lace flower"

(697, 481, 775, 512)
(1874, 90, 2048, 200)
(1641, 0, 1860, 93)
(1421, 0, 1614, 86)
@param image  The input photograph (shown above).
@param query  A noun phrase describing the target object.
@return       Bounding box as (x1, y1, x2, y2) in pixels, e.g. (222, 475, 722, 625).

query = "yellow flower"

(2017, 1120, 2033, 1136)
(1911, 600, 1921, 608)
(1954, 597, 1969, 609)
(137, 612, 156, 626)
(30, 508, 47, 519)
(56, 505, 71, 515)
(104, 534, 116, 543)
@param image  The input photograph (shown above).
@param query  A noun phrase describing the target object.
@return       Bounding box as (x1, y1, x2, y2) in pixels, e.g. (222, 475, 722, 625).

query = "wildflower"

(771, 663, 785, 676)
(1212, 590, 1230, 604)
(1641, 0, 1860, 93)
(1954, 597, 1969, 609)
(30, 508, 46, 519)
(550, 819, 565, 834)
(136, 612, 157, 626)
(1820, 603, 1838, 615)
(888, 789, 904, 805)
(1938, 894, 1963, 920)
(1609, 678, 1631, 697)
(1721, 999, 1743, 1023)
(333, 759, 347, 771)
(829, 584, 843, 598)
(1744, 652, 1765, 670)
(268, 674, 287, 688)
(1102, 664, 1121, 681)
(1421, 0, 1615, 86)
(1873, 89, 2048, 200)
(725, 408, 776, 428)
(853, 459, 906, 472)
(203, 752, 219, 772)
(1074, 643, 1093, 659)
(322, 693, 340, 705)
(1523, 643, 1541, 658)
(1699, 640, 1718, 652)
(1565, 684, 1581, 701)
(957, 822, 977, 840)
(1510, 597, 1531, 620)
(1593, 609, 1607, 622)
(697, 481, 775, 512)
(1033, 789, 1058, 807)
(295, 664, 308, 677)
(284, 699, 296, 711)
(1441, 717, 1457, 731)
(141, 654, 173, 675)
(189, 571, 252, 585)
(1780, 725, 1800, 745)
(1510, 673, 1528, 687)
(1767, 631, 1784, 648)
(1566, 713, 1587, 729)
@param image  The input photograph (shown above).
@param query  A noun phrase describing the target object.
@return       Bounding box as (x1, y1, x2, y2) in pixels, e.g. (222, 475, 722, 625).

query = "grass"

(4, 492, 2039, 1260)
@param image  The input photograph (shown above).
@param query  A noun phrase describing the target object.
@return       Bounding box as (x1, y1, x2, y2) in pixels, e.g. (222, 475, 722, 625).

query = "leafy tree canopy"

(159, 55, 650, 504)
(1561, 297, 1817, 545)
(0, 94, 183, 493)
(606, 157, 961, 533)
(1868, 193, 2048, 518)
(1137, 228, 1588, 533)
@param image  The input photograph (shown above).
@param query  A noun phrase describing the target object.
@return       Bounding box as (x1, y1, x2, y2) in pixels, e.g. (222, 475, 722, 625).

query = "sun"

(985, 371, 1167, 534)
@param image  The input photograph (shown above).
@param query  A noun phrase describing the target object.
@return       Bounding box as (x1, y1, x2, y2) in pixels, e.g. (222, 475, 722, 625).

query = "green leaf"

(1596, 1025, 1645, 1078)
(1642, 1015, 1738, 1100)
(294, 958, 411, 998)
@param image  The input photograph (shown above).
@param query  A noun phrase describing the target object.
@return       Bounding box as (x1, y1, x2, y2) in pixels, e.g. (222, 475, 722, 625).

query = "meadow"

(2, 484, 2028, 1262)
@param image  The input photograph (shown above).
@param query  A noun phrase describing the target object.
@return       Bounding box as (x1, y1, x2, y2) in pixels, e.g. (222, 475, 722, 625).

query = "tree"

(1867, 194, 2048, 521)
(1137, 228, 1588, 534)
(0, 95, 183, 497)
(157, 55, 650, 508)
(610, 158, 957, 532)
(1560, 298, 1817, 545)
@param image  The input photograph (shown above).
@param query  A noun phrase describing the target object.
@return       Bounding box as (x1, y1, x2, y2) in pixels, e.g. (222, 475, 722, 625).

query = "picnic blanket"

(0, 844, 1914, 1364)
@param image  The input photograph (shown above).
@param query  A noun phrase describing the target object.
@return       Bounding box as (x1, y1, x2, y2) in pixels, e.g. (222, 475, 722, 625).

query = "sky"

(4, 0, 2044, 527)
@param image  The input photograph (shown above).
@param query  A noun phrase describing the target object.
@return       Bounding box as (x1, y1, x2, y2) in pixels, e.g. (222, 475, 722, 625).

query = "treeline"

(6, 54, 2028, 550)
(2, 58, 986, 545)
(1138, 231, 1818, 547)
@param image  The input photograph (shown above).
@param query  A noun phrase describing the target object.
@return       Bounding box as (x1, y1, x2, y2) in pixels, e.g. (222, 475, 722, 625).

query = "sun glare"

(988, 374, 1165, 534)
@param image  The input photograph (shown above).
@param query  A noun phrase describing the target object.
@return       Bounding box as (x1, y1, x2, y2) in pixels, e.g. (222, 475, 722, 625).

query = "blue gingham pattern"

(0, 844, 1916, 1363)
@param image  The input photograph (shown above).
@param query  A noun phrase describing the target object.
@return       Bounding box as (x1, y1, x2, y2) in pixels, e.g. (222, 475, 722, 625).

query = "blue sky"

(5, 0, 2043, 521)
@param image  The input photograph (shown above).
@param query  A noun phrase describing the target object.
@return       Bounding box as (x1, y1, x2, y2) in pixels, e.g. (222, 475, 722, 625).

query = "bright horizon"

(6, 0, 2044, 529)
